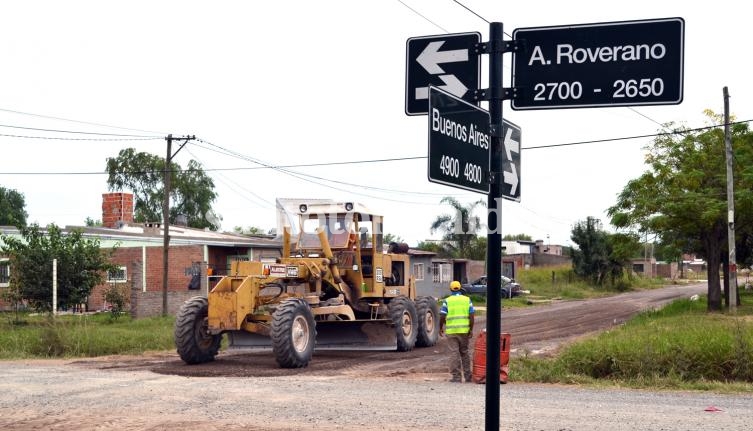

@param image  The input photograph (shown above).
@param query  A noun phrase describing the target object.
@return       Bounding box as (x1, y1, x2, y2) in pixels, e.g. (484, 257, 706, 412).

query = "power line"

(450, 0, 513, 38)
(524, 120, 753, 150)
(190, 139, 423, 169)
(193, 138, 446, 205)
(0, 132, 161, 142)
(0, 123, 160, 138)
(190, 139, 469, 198)
(0, 107, 167, 135)
(2, 119, 750, 175)
(396, 0, 449, 33)
(626, 107, 665, 128)
(452, 0, 489, 24)
(184, 147, 274, 209)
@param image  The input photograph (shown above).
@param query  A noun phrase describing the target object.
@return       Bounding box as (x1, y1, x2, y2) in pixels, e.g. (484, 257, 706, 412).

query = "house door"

(453, 261, 467, 284)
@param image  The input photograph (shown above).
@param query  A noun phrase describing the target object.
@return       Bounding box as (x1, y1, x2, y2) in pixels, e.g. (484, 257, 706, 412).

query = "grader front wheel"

(271, 298, 317, 368)
(174, 296, 222, 364)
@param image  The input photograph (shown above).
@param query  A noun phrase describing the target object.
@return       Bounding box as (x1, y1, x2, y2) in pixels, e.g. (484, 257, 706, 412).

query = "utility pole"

(724, 87, 737, 312)
(162, 134, 196, 316)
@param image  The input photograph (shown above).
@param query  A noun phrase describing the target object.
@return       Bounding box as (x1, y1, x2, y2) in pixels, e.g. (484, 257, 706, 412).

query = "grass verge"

(512, 290, 753, 392)
(0, 313, 175, 359)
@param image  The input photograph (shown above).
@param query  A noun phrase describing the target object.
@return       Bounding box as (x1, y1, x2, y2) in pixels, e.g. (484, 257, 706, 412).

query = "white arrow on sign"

(504, 163, 519, 196)
(416, 41, 469, 74)
(503, 127, 519, 161)
(415, 74, 469, 100)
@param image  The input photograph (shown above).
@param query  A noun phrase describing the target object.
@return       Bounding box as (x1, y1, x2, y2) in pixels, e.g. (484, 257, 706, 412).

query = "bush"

(103, 283, 129, 319)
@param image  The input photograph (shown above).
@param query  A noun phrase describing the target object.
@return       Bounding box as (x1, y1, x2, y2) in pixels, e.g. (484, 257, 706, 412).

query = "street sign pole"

(486, 21, 504, 431)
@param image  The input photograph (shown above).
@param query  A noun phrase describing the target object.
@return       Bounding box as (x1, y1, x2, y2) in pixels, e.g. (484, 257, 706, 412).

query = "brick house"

(0, 192, 282, 317)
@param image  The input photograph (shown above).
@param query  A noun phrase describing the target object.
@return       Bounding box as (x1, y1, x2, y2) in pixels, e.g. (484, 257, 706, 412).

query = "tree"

(384, 233, 404, 244)
(430, 197, 486, 258)
(105, 148, 221, 230)
(608, 111, 753, 310)
(234, 226, 268, 236)
(0, 186, 27, 227)
(0, 224, 115, 312)
(415, 241, 445, 255)
(503, 233, 532, 241)
(85, 217, 102, 227)
(570, 217, 611, 285)
(465, 235, 487, 261)
(570, 217, 639, 286)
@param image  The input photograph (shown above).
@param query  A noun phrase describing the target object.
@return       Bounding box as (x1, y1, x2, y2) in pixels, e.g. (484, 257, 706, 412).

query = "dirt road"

(1, 283, 722, 431)
(93, 282, 703, 379)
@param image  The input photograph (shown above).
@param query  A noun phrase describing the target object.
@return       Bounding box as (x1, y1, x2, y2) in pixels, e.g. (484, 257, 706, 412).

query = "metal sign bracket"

(474, 40, 522, 55)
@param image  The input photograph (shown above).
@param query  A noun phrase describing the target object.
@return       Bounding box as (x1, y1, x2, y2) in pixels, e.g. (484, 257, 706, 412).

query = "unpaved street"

(4, 282, 748, 430)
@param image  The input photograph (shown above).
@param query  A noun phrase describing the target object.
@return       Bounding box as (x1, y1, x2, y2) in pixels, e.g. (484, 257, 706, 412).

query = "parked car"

(461, 275, 522, 298)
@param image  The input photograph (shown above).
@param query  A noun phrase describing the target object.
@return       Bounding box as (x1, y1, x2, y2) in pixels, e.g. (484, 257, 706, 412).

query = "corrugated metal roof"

(1, 224, 282, 248)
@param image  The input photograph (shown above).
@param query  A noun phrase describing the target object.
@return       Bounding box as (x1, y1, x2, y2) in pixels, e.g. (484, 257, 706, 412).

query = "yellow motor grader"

(174, 199, 440, 368)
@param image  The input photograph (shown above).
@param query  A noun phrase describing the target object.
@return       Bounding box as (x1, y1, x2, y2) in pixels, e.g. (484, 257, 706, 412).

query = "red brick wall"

(466, 260, 486, 283)
(102, 192, 134, 228)
(89, 244, 204, 313)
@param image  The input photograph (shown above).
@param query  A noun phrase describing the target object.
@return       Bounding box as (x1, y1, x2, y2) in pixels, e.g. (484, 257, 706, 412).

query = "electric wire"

(0, 123, 161, 138)
(452, 0, 489, 23)
(0, 107, 168, 135)
(183, 147, 274, 209)
(523, 119, 753, 150)
(189, 139, 425, 169)
(0, 132, 161, 142)
(188, 141, 451, 197)
(2, 119, 750, 175)
(193, 138, 448, 205)
(626, 107, 665, 128)
(450, 0, 513, 38)
(396, 0, 449, 33)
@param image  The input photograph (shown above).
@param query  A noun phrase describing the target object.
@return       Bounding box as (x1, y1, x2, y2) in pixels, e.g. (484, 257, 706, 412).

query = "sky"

(0, 1, 749, 249)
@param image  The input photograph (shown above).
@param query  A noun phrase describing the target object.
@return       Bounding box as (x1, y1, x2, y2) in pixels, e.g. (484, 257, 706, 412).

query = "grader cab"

(174, 199, 440, 368)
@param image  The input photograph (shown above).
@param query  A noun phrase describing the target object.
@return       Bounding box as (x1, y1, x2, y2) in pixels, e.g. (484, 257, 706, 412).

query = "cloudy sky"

(0, 1, 748, 248)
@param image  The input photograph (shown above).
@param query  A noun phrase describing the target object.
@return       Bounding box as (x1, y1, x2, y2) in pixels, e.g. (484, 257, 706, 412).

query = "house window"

(431, 263, 452, 283)
(107, 266, 127, 283)
(412, 263, 425, 281)
(0, 258, 9, 287)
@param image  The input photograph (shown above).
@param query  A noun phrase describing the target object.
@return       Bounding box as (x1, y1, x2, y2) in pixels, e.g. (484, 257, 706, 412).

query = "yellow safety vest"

(445, 294, 471, 335)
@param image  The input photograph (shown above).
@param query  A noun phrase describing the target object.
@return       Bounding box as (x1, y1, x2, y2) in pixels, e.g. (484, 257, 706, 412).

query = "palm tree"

(430, 196, 486, 258)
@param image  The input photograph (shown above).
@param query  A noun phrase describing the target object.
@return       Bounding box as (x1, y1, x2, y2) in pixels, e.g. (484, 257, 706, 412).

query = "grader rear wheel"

(271, 298, 317, 368)
(174, 296, 221, 364)
(388, 296, 417, 352)
(415, 296, 439, 347)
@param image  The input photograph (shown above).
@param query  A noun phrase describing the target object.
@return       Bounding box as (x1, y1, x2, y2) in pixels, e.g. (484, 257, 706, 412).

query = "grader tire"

(389, 296, 418, 352)
(174, 296, 221, 364)
(415, 296, 440, 347)
(271, 298, 316, 368)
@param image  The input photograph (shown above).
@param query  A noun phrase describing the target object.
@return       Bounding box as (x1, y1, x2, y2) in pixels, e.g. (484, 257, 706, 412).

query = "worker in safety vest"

(439, 280, 475, 383)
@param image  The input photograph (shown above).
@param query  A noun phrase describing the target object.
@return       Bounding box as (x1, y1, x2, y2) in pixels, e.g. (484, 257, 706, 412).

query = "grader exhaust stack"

(174, 199, 440, 368)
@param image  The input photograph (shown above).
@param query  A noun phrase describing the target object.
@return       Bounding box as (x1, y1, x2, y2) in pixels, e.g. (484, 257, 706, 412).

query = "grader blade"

(226, 320, 398, 351)
(313, 320, 397, 351)
(227, 331, 273, 350)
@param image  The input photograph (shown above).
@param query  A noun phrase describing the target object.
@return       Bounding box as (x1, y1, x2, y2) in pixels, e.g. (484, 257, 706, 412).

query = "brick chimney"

(102, 192, 134, 228)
